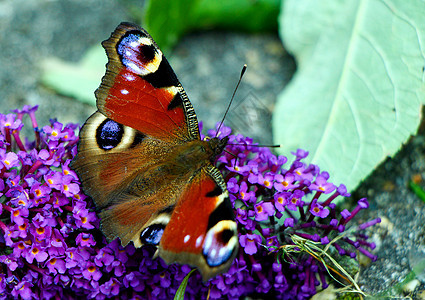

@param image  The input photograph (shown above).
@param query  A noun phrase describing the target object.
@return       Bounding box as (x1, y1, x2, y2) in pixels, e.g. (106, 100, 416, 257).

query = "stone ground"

(0, 0, 424, 299)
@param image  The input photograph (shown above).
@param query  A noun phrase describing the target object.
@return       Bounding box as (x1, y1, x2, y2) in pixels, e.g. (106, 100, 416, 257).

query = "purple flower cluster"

(0, 106, 380, 299)
(207, 125, 380, 299)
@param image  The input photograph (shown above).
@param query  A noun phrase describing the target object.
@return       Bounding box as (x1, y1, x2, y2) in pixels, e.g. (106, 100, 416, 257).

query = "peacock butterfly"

(70, 22, 238, 281)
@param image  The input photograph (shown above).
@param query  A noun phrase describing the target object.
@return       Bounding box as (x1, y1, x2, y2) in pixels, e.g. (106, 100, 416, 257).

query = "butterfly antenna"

(247, 144, 281, 148)
(216, 64, 247, 137)
(222, 149, 238, 169)
(224, 149, 237, 158)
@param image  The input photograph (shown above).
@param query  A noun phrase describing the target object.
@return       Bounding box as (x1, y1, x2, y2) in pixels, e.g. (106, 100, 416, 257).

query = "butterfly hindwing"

(158, 165, 238, 281)
(71, 112, 174, 207)
(71, 112, 176, 244)
(71, 22, 238, 281)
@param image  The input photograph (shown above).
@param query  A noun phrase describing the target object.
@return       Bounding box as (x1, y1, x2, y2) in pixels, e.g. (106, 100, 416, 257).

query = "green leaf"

(41, 45, 106, 106)
(192, 0, 279, 31)
(273, 0, 425, 192)
(409, 181, 425, 203)
(144, 0, 280, 53)
(143, 0, 193, 54)
(174, 269, 196, 300)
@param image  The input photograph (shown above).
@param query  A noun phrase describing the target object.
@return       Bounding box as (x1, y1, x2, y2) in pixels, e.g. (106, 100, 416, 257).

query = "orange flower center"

(88, 266, 96, 273)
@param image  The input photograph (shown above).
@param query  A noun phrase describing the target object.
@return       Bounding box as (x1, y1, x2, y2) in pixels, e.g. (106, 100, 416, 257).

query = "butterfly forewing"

(97, 22, 199, 142)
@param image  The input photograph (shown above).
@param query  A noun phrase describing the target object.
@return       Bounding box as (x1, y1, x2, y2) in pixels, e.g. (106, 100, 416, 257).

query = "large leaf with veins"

(273, 0, 425, 191)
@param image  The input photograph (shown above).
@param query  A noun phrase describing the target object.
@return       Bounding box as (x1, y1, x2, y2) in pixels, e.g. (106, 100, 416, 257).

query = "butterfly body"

(71, 22, 238, 280)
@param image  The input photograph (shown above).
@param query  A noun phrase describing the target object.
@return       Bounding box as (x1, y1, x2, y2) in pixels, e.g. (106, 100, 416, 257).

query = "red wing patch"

(159, 170, 220, 254)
